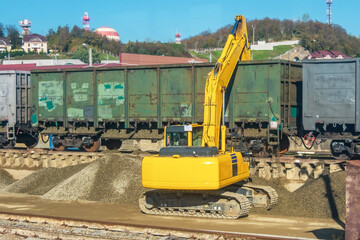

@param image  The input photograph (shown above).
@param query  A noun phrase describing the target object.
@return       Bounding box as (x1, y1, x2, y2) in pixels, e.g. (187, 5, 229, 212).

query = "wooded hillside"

(1, 17, 359, 58)
(183, 18, 360, 57)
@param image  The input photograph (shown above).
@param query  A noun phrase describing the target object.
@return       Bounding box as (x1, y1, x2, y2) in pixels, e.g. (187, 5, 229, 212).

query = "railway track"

(0, 212, 316, 240)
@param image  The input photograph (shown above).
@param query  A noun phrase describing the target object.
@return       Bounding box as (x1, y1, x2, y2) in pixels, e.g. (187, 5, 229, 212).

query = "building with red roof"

(22, 34, 47, 53)
(305, 50, 350, 60)
(0, 37, 11, 52)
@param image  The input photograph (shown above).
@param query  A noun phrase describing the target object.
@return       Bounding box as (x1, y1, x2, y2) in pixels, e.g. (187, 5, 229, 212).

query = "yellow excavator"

(139, 15, 278, 219)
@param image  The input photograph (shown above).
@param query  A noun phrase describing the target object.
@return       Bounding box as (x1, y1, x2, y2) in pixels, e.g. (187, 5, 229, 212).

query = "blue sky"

(1, 0, 359, 42)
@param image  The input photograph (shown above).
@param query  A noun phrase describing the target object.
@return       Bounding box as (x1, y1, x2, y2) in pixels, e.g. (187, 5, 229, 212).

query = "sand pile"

(0, 169, 15, 188)
(4, 164, 88, 195)
(42, 154, 144, 203)
(250, 171, 346, 221)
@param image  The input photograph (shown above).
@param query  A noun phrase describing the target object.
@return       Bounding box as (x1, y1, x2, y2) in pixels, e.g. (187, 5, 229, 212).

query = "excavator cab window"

(192, 126, 203, 146)
(165, 125, 203, 147)
(166, 132, 188, 146)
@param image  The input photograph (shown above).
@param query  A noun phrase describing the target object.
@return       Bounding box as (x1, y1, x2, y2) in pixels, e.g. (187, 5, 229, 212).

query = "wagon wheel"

(104, 139, 122, 150)
(257, 145, 270, 158)
(83, 138, 101, 152)
(333, 153, 350, 160)
(54, 145, 65, 151)
(2, 140, 15, 149)
(264, 145, 273, 156)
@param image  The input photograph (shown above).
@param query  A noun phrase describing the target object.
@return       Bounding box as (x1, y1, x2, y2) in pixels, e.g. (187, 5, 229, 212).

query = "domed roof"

(94, 27, 120, 41)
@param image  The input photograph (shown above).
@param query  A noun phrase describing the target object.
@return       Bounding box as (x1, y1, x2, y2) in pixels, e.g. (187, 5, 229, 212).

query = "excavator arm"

(202, 15, 251, 151)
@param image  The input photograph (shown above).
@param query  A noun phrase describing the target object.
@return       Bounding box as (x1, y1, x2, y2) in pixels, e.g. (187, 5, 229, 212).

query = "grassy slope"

(190, 45, 294, 62)
(252, 45, 293, 60)
(99, 53, 118, 61)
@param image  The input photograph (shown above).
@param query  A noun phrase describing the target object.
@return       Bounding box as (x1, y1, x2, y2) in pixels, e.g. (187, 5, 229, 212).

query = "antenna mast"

(19, 19, 32, 36)
(326, 0, 333, 25)
(82, 12, 90, 30)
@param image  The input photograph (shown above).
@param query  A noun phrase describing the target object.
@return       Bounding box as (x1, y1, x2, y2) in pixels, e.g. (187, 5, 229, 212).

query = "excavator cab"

(165, 124, 203, 147)
(142, 122, 250, 190)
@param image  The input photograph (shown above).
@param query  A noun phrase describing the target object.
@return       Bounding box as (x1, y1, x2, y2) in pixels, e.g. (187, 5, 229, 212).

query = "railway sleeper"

(139, 184, 278, 219)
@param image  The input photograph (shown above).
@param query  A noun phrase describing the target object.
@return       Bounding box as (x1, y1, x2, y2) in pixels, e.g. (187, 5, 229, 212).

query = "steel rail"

(0, 211, 315, 240)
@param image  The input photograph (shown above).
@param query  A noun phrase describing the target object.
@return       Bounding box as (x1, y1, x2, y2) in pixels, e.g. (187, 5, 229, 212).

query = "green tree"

(6, 25, 22, 48)
(57, 26, 71, 52)
(47, 28, 60, 51)
(83, 30, 102, 46)
(0, 23, 4, 37)
(71, 26, 83, 38)
(72, 46, 100, 64)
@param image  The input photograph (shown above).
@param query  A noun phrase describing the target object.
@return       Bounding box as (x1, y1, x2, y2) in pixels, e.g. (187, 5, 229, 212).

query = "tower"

(19, 19, 32, 36)
(175, 32, 182, 44)
(326, 0, 333, 25)
(82, 12, 90, 30)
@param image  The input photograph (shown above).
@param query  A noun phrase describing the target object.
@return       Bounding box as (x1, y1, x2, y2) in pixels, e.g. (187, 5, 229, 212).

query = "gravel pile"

(42, 154, 144, 203)
(4, 164, 88, 195)
(42, 161, 101, 201)
(250, 171, 346, 221)
(0, 152, 346, 221)
(0, 169, 15, 188)
(85, 154, 144, 203)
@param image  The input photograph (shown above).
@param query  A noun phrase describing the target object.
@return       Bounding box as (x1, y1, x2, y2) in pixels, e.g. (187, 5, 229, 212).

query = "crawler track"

(243, 183, 279, 209)
(139, 190, 252, 219)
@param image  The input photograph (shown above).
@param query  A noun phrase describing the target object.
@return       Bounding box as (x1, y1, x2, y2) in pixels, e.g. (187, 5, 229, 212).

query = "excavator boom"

(202, 15, 251, 150)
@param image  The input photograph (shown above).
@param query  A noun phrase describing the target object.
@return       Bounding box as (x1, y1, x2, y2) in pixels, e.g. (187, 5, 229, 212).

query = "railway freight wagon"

(30, 60, 302, 153)
(0, 71, 37, 148)
(302, 58, 360, 158)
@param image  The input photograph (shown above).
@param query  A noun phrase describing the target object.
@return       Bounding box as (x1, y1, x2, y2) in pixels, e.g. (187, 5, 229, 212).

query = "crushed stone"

(0, 169, 15, 189)
(41, 153, 144, 203)
(1, 152, 346, 221)
(42, 160, 101, 201)
(249, 171, 345, 221)
(3, 164, 88, 195)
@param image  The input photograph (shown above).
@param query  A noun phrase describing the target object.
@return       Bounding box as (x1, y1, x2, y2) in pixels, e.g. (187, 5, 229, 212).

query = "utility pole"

(89, 47, 93, 67)
(252, 25, 256, 45)
(82, 43, 93, 67)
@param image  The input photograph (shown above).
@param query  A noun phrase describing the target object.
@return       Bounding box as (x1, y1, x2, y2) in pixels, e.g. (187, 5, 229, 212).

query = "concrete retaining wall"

(0, 150, 103, 169)
(249, 158, 345, 181)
